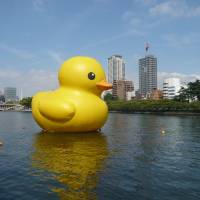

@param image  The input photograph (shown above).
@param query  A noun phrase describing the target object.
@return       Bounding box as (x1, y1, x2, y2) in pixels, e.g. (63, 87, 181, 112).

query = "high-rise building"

(108, 55, 125, 84)
(139, 55, 157, 97)
(4, 87, 17, 102)
(163, 78, 181, 99)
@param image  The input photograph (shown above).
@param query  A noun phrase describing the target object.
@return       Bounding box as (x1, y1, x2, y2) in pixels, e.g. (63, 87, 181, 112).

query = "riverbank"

(109, 111, 200, 115)
(0, 109, 32, 112)
(107, 100, 200, 114)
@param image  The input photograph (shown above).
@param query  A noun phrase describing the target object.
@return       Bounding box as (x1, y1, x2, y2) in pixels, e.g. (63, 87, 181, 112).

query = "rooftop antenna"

(145, 42, 149, 55)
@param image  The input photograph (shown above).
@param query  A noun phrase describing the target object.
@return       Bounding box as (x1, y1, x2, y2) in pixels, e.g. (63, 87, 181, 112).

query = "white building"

(126, 91, 134, 101)
(108, 55, 125, 84)
(163, 78, 181, 99)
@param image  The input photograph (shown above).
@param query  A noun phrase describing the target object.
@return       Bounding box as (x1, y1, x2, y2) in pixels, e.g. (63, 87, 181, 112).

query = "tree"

(20, 97, 32, 108)
(175, 80, 200, 102)
(187, 80, 200, 101)
(104, 93, 113, 101)
(174, 87, 190, 102)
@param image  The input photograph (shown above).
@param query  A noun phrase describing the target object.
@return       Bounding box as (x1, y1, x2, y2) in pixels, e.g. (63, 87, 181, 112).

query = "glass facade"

(4, 87, 17, 102)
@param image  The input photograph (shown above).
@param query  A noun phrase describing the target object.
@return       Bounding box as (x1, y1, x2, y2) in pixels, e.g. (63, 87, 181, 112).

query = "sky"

(0, 0, 200, 97)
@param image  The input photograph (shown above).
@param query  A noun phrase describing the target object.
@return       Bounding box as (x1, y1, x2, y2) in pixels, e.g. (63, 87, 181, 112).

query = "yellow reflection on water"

(32, 132, 108, 200)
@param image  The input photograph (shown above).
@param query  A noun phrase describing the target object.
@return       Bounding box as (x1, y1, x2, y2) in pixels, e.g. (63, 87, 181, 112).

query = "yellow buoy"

(160, 129, 166, 135)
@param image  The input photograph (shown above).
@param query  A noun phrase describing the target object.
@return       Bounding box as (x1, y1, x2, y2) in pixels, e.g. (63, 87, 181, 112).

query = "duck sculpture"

(32, 56, 112, 132)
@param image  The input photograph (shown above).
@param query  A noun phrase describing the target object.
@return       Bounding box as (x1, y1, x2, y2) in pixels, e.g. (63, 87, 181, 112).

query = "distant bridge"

(0, 104, 25, 111)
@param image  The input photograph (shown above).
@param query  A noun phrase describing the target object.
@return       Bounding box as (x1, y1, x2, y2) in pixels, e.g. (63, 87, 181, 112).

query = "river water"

(0, 112, 200, 200)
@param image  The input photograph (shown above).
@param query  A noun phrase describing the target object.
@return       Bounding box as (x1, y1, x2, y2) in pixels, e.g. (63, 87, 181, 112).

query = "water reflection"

(32, 132, 108, 200)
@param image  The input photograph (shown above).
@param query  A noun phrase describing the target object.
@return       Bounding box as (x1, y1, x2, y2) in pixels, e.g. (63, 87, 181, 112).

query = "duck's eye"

(88, 72, 95, 80)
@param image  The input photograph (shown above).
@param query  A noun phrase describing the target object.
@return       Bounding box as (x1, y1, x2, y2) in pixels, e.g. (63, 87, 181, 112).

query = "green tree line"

(107, 100, 200, 113)
(105, 80, 200, 113)
(20, 97, 32, 108)
(175, 79, 200, 102)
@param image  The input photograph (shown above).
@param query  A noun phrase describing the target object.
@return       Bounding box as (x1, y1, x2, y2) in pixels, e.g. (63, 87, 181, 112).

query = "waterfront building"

(126, 91, 134, 101)
(108, 55, 125, 84)
(163, 78, 181, 99)
(4, 87, 17, 102)
(149, 89, 163, 100)
(112, 80, 134, 100)
(139, 55, 157, 98)
(135, 90, 142, 99)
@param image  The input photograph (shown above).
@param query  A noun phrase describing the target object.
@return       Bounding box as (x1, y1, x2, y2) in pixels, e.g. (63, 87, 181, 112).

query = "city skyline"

(0, 0, 200, 96)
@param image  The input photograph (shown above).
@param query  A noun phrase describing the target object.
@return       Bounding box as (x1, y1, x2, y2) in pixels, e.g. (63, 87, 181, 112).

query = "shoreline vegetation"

(106, 100, 200, 114)
(105, 79, 200, 115)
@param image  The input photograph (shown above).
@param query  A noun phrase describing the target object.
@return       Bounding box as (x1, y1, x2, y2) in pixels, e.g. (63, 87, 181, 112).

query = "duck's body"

(32, 56, 112, 133)
(32, 88, 108, 132)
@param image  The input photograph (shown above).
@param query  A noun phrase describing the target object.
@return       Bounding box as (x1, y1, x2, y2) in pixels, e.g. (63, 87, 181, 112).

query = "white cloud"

(162, 33, 200, 48)
(150, 0, 200, 17)
(0, 44, 34, 59)
(122, 11, 133, 21)
(133, 0, 157, 6)
(83, 29, 146, 49)
(0, 70, 21, 79)
(122, 12, 141, 26)
(33, 0, 47, 12)
(122, 10, 160, 29)
(158, 72, 200, 89)
(92, 0, 110, 4)
(1, 68, 199, 97)
(0, 69, 58, 97)
(132, 71, 200, 90)
(129, 18, 141, 26)
(48, 51, 64, 65)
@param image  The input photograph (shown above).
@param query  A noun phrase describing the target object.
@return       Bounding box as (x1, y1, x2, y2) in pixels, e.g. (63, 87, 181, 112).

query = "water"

(0, 112, 200, 200)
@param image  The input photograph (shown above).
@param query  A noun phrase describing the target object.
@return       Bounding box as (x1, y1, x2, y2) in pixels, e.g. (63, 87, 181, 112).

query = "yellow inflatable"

(32, 132, 108, 199)
(32, 56, 112, 132)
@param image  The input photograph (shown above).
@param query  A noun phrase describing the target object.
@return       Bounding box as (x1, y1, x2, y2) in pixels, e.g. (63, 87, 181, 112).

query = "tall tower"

(139, 44, 157, 97)
(108, 55, 125, 84)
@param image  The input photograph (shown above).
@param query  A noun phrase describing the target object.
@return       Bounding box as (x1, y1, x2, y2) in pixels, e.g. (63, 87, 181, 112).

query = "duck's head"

(58, 56, 112, 95)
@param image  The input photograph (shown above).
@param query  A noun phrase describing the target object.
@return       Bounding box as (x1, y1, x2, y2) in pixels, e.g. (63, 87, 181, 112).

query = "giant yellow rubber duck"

(32, 56, 112, 132)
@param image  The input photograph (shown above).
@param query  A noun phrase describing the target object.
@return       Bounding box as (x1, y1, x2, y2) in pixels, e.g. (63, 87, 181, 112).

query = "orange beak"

(96, 80, 112, 91)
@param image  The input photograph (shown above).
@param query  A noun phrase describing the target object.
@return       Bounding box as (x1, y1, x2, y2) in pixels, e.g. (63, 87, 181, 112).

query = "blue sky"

(0, 0, 200, 96)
